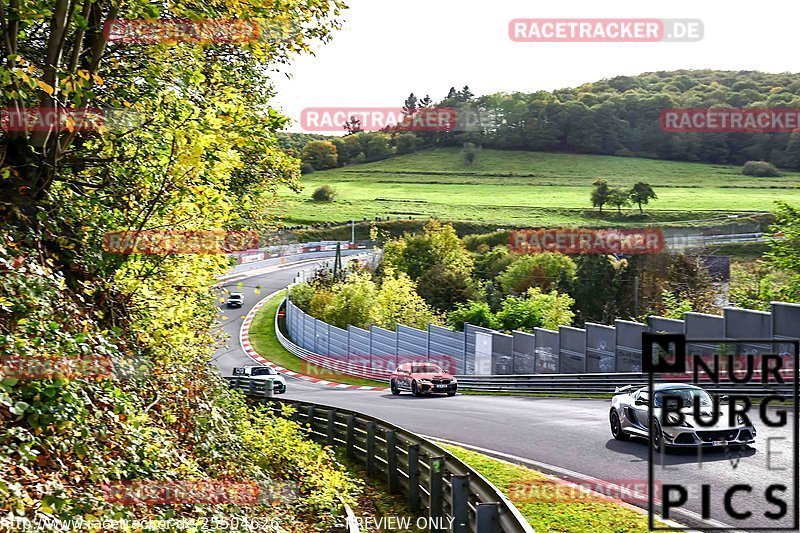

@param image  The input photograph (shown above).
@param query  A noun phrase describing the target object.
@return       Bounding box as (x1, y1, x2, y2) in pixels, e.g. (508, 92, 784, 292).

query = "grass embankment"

(280, 148, 798, 227)
(440, 443, 656, 532)
(247, 291, 386, 388)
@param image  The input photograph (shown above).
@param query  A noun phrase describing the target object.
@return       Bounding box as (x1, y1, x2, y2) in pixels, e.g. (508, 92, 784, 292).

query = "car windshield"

(228, 294, 242, 300)
(251, 367, 276, 376)
(654, 388, 713, 408)
(410, 363, 443, 374)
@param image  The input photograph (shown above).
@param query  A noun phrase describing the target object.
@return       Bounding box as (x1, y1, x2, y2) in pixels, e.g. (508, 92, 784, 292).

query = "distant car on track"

(390, 362, 457, 397)
(609, 383, 756, 451)
(233, 365, 286, 394)
(226, 292, 244, 308)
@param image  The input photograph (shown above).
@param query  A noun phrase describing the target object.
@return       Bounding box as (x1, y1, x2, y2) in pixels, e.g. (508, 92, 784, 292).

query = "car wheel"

(447, 391, 456, 397)
(411, 381, 420, 397)
(390, 380, 400, 395)
(610, 410, 629, 441)
(651, 420, 667, 452)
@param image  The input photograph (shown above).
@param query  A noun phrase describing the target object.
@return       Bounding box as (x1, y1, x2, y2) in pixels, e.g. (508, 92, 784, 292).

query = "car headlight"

(418, 379, 431, 384)
(451, 378, 457, 384)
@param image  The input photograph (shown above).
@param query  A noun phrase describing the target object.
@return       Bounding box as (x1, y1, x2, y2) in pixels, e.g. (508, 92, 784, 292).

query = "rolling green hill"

(279, 148, 800, 227)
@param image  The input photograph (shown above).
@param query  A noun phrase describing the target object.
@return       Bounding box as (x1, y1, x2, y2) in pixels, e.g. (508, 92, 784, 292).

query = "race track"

(213, 261, 797, 532)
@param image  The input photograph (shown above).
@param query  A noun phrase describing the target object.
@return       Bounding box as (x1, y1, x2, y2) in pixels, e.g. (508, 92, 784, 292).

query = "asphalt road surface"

(213, 260, 798, 532)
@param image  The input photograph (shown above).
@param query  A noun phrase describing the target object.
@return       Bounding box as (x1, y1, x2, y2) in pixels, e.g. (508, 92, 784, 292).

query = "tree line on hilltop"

(285, 70, 800, 171)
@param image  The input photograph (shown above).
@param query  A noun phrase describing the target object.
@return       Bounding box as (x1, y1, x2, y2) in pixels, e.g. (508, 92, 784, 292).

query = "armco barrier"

(454, 372, 793, 398)
(224, 379, 534, 533)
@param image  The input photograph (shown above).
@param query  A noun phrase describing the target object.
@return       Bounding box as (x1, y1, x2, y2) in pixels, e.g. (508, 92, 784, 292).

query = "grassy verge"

(247, 290, 386, 388)
(440, 443, 657, 532)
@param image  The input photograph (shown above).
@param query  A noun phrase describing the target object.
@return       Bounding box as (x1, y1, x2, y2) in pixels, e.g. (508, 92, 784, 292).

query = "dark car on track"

(390, 362, 457, 397)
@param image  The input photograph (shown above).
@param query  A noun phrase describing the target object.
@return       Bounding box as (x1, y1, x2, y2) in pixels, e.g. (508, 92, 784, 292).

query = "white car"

(233, 365, 286, 394)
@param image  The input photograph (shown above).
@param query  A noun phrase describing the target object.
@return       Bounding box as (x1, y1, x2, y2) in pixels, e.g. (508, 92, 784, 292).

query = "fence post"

(385, 430, 399, 493)
(366, 422, 376, 475)
(476, 503, 500, 533)
(346, 414, 356, 459)
(407, 444, 421, 513)
(248, 378, 256, 396)
(327, 409, 336, 447)
(450, 474, 469, 533)
(264, 378, 274, 398)
(429, 456, 445, 533)
(306, 405, 315, 433)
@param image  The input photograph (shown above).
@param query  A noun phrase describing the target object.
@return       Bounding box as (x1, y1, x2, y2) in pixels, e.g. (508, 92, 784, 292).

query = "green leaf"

(10, 401, 30, 415)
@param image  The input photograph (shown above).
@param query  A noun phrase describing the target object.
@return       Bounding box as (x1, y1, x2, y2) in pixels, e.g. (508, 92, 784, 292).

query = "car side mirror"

(720, 395, 730, 403)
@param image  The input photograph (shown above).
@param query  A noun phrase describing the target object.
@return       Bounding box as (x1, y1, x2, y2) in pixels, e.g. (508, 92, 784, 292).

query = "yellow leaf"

(36, 80, 54, 95)
(77, 70, 90, 81)
(92, 74, 104, 86)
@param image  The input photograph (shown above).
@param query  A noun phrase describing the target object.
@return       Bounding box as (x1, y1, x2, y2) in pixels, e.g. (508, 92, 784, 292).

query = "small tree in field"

(591, 179, 611, 212)
(607, 187, 632, 214)
(312, 185, 337, 202)
(742, 160, 780, 177)
(629, 182, 658, 213)
(463, 142, 476, 165)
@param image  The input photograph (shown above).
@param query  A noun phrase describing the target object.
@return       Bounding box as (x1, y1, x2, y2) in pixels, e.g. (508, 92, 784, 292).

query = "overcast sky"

(271, 0, 799, 132)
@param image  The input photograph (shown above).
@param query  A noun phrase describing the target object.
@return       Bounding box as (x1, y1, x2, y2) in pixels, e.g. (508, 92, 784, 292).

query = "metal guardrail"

(224, 378, 534, 533)
(455, 372, 794, 398)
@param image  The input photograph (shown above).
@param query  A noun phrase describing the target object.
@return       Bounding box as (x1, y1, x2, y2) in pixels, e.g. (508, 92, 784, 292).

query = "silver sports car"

(609, 383, 757, 450)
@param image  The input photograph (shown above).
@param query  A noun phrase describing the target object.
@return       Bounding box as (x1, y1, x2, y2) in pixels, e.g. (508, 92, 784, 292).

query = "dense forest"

(289, 70, 800, 169)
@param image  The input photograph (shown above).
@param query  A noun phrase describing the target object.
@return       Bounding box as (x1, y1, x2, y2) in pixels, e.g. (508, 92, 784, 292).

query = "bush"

(497, 253, 577, 295)
(462, 142, 476, 165)
(301, 140, 338, 170)
(289, 282, 316, 312)
(495, 288, 575, 331)
(447, 301, 500, 331)
(742, 160, 780, 177)
(312, 185, 337, 202)
(300, 162, 315, 174)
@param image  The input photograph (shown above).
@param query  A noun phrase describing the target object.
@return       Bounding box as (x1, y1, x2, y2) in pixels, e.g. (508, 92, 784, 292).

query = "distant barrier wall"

(284, 297, 800, 376)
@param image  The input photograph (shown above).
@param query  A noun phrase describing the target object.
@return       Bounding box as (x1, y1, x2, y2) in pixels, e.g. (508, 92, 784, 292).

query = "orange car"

(390, 362, 457, 397)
